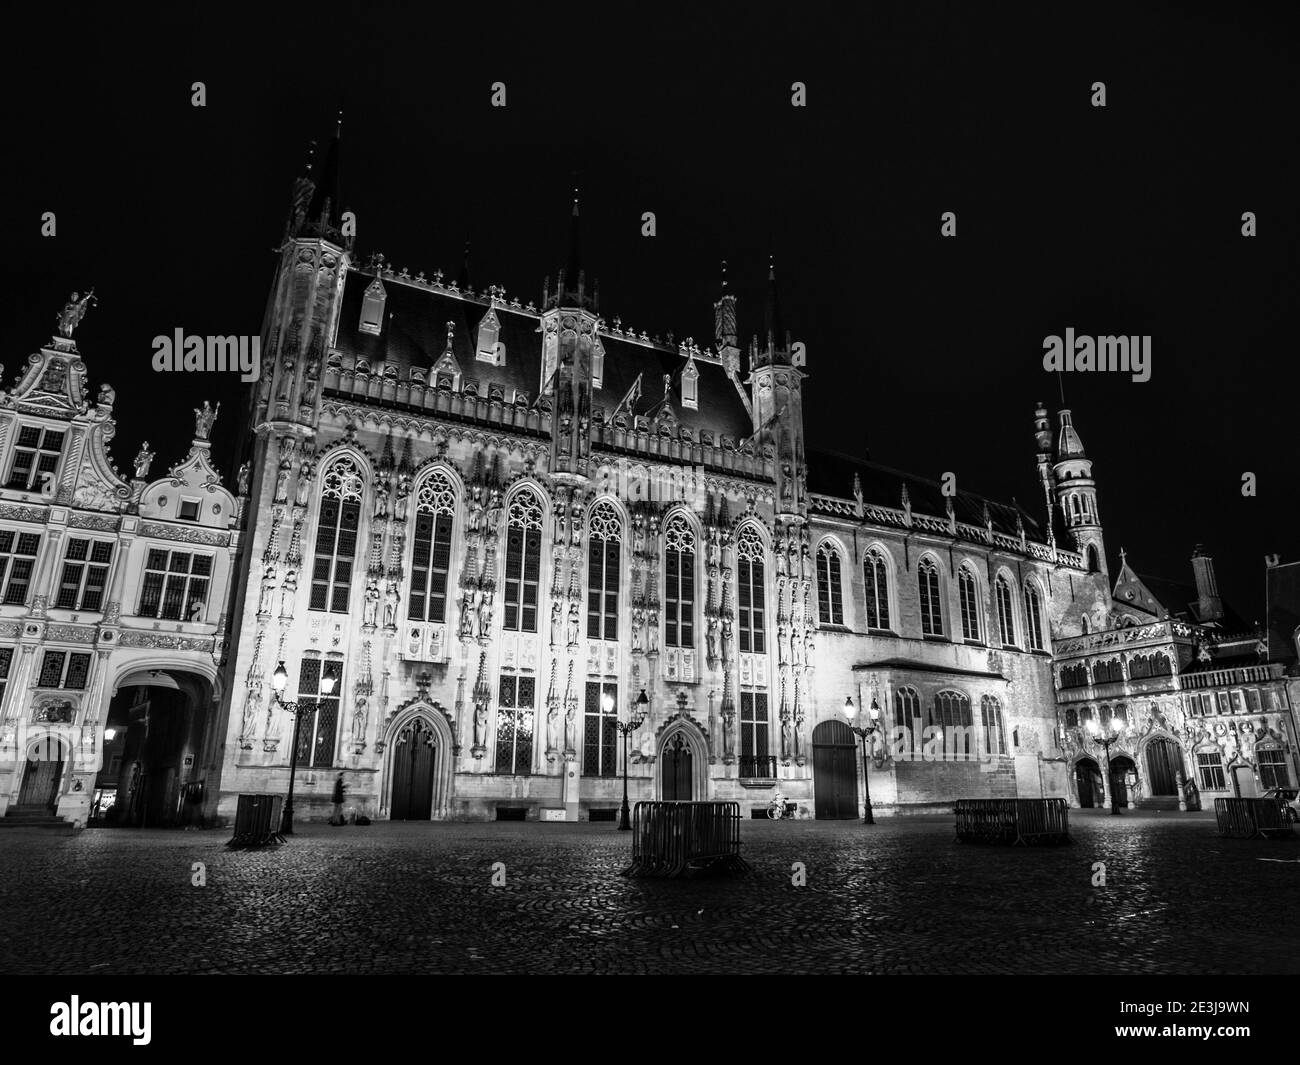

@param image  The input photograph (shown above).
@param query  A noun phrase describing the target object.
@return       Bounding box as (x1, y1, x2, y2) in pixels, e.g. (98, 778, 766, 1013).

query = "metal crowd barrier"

(1214, 797, 1296, 839)
(226, 794, 285, 848)
(621, 801, 750, 878)
(954, 798, 1073, 846)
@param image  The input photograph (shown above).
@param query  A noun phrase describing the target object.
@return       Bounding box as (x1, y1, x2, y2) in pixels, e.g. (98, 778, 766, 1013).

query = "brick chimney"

(1191, 545, 1223, 623)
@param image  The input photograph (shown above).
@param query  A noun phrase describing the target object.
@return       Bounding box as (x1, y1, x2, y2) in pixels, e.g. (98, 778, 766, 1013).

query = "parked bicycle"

(767, 793, 794, 820)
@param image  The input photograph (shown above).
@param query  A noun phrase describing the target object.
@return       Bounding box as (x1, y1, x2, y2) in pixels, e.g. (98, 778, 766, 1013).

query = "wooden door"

(1145, 738, 1181, 796)
(661, 733, 693, 800)
(18, 751, 63, 809)
(812, 719, 858, 819)
(390, 719, 436, 820)
(1075, 760, 1100, 807)
(1233, 765, 1258, 798)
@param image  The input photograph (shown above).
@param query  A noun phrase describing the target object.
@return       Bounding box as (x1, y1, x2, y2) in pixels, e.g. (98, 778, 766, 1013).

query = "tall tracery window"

(496, 674, 535, 775)
(586, 501, 622, 641)
(930, 690, 974, 761)
(583, 680, 619, 777)
(736, 524, 767, 654)
(502, 488, 544, 633)
(918, 557, 943, 638)
(408, 471, 456, 623)
(663, 513, 696, 648)
(1024, 582, 1045, 652)
(863, 548, 891, 630)
(958, 566, 981, 642)
(995, 576, 1016, 647)
(816, 542, 844, 626)
(893, 685, 921, 755)
(310, 459, 364, 613)
(981, 695, 1007, 755)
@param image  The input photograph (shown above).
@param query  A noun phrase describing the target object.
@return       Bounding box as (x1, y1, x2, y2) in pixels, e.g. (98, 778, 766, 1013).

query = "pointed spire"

(714, 258, 738, 355)
(305, 111, 342, 229)
(546, 185, 594, 311)
(566, 187, 581, 292)
(1057, 409, 1088, 459)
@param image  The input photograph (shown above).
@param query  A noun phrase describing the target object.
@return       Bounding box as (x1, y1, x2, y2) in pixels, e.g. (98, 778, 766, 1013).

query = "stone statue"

(721, 615, 734, 659)
(258, 565, 277, 614)
(791, 629, 803, 667)
(240, 689, 260, 744)
(193, 400, 220, 441)
(279, 566, 298, 615)
(374, 485, 389, 521)
(474, 700, 489, 747)
(295, 463, 312, 506)
(777, 625, 790, 666)
(477, 592, 492, 638)
(394, 480, 410, 521)
(706, 618, 719, 662)
(98, 382, 115, 407)
(631, 609, 644, 653)
(383, 582, 400, 627)
(362, 579, 380, 626)
(550, 600, 563, 648)
(274, 457, 292, 503)
(132, 442, 155, 480)
(485, 491, 503, 535)
(352, 697, 368, 744)
(566, 601, 580, 648)
(459, 591, 476, 637)
(56, 290, 96, 338)
(647, 610, 660, 653)
(633, 520, 646, 557)
(236, 461, 250, 497)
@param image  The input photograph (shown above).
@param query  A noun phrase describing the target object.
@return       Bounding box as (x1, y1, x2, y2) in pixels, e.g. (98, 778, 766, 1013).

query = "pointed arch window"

(503, 488, 544, 633)
(863, 548, 890, 630)
(930, 690, 974, 761)
(981, 695, 1007, 756)
(1024, 583, 1045, 652)
(359, 276, 386, 336)
(681, 359, 699, 410)
(663, 514, 696, 649)
(736, 525, 767, 654)
(995, 576, 1016, 647)
(587, 501, 622, 640)
(310, 459, 364, 613)
(958, 566, 981, 642)
(408, 471, 456, 623)
(894, 686, 921, 756)
(918, 557, 943, 638)
(816, 543, 844, 626)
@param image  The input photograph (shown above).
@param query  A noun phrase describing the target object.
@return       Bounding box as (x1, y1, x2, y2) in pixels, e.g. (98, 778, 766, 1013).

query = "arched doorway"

(1110, 755, 1136, 808)
(1144, 737, 1182, 796)
(812, 719, 857, 819)
(16, 737, 65, 811)
(1075, 757, 1102, 808)
(390, 718, 437, 820)
(661, 733, 693, 800)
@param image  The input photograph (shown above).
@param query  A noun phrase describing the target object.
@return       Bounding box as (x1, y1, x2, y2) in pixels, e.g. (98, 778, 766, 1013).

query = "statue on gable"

(236, 461, 251, 497)
(133, 442, 155, 480)
(57, 290, 97, 338)
(193, 400, 220, 441)
(98, 382, 116, 407)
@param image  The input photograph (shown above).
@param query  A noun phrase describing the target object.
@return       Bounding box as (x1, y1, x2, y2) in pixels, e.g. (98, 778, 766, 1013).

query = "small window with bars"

(0, 647, 13, 715)
(1197, 750, 1226, 790)
(36, 649, 92, 690)
(54, 538, 114, 611)
(0, 530, 41, 606)
(1258, 747, 1289, 790)
(6, 425, 65, 491)
(138, 549, 213, 620)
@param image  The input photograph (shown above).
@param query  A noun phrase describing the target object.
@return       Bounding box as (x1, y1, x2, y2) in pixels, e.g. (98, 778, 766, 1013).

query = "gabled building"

(0, 300, 242, 828)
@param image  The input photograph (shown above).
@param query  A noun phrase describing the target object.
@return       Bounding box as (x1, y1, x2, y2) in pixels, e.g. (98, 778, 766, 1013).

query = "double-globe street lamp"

(271, 660, 339, 835)
(1085, 715, 1130, 816)
(844, 695, 882, 825)
(614, 688, 650, 831)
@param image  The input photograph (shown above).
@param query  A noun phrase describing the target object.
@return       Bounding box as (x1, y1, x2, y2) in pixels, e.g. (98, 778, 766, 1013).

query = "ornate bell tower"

(747, 259, 806, 521)
(1053, 409, 1107, 576)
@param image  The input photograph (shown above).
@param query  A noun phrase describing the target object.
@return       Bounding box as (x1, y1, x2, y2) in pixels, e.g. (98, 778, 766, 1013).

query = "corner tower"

(1053, 409, 1107, 576)
(747, 258, 806, 521)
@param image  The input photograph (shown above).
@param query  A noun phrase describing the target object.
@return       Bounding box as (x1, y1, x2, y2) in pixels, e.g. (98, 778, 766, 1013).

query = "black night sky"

(5, 2, 1297, 622)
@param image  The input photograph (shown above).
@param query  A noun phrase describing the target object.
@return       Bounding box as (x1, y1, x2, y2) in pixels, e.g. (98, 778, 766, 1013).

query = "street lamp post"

(1086, 716, 1129, 816)
(616, 689, 650, 831)
(844, 695, 882, 825)
(272, 660, 338, 835)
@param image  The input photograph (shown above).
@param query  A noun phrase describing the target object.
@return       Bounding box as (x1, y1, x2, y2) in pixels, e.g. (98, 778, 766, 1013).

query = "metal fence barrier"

(226, 794, 285, 848)
(621, 801, 750, 878)
(1215, 797, 1296, 839)
(954, 798, 1073, 846)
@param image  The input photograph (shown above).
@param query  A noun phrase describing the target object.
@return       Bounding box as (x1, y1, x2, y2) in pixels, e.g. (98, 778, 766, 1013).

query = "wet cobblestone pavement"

(1, 810, 1296, 974)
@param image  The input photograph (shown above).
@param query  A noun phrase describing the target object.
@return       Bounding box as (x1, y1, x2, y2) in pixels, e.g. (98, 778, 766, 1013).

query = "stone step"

(1134, 796, 1181, 810)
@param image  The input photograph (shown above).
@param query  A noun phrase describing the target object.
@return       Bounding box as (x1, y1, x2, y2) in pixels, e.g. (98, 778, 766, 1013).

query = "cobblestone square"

(1, 810, 1297, 975)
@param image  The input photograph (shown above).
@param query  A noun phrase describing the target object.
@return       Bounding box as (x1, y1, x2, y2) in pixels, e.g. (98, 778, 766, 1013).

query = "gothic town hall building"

(10, 134, 1294, 827)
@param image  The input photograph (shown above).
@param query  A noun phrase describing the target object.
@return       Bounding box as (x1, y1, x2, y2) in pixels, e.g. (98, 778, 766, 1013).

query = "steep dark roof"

(1134, 571, 1250, 632)
(806, 448, 1041, 539)
(330, 270, 754, 441)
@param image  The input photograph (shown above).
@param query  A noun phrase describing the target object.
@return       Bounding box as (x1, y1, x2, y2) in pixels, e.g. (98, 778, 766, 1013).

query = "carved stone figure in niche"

(777, 625, 790, 667)
(791, 629, 803, 667)
(374, 485, 389, 521)
(295, 463, 312, 506)
(459, 591, 476, 637)
(279, 566, 298, 615)
(477, 593, 492, 638)
(550, 600, 563, 648)
(394, 478, 411, 521)
(566, 601, 580, 648)
(362, 579, 380, 626)
(383, 582, 400, 627)
(474, 701, 488, 747)
(258, 565, 277, 614)
(274, 456, 292, 503)
(485, 490, 503, 535)
(707, 530, 721, 569)
(631, 609, 644, 653)
(240, 690, 260, 743)
(632, 520, 646, 558)
(352, 697, 368, 744)
(236, 461, 250, 496)
(775, 544, 788, 577)
(647, 611, 660, 654)
(706, 618, 719, 662)
(194, 401, 220, 441)
(721, 616, 734, 658)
